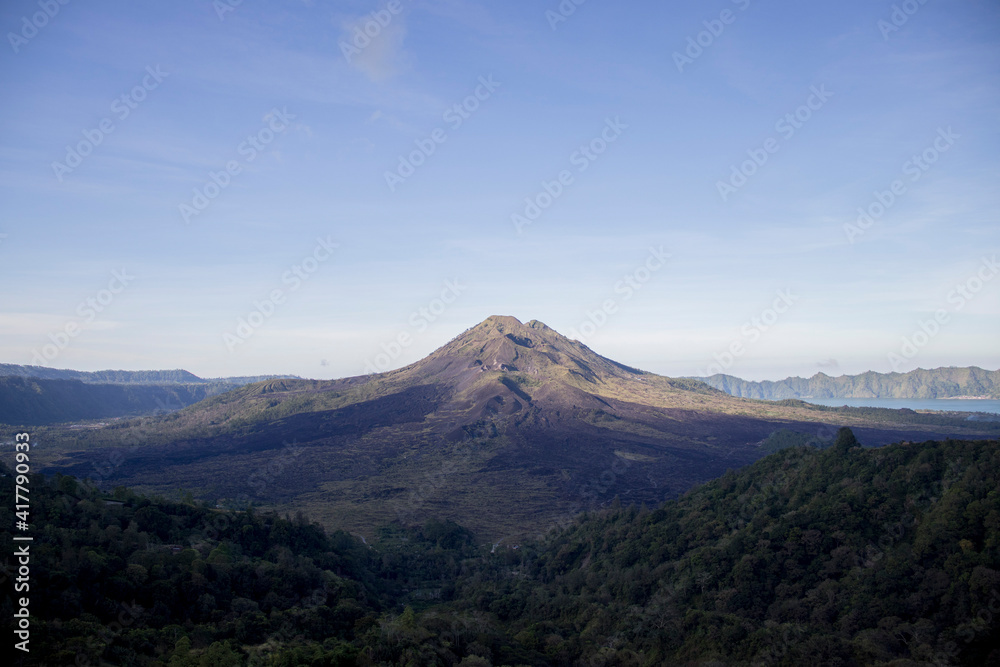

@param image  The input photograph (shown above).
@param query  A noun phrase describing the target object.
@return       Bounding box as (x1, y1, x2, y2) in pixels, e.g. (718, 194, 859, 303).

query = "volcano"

(38, 316, 999, 540)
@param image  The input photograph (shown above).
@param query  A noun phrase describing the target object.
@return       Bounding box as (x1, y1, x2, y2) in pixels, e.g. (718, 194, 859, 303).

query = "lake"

(801, 397, 1000, 415)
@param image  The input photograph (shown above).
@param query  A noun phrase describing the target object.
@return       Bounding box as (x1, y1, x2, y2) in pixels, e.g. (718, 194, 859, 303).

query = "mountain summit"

(379, 315, 654, 425)
(417, 315, 640, 382)
(37, 316, 1000, 539)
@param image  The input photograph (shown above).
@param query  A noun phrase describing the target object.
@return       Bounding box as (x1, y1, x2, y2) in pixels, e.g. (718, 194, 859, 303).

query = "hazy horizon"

(4, 311, 999, 385)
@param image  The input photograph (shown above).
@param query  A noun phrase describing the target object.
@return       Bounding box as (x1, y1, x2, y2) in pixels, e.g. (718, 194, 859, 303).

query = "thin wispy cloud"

(338, 13, 410, 82)
(0, 0, 996, 379)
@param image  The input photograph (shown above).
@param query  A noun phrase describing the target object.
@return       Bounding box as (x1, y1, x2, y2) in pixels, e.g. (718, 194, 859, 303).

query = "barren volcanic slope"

(30, 316, 1000, 540)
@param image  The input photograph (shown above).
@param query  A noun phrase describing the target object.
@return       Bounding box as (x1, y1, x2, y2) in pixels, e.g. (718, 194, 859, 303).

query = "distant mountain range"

(0, 365, 296, 425)
(22, 316, 999, 540)
(5, 360, 997, 428)
(697, 366, 1000, 400)
(0, 363, 290, 385)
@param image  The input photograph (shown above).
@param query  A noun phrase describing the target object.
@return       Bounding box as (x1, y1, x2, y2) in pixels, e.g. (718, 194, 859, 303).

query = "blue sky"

(1, 0, 998, 382)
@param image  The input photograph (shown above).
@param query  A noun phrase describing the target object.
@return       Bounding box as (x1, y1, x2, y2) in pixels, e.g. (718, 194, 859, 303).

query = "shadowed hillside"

(0, 367, 298, 425)
(0, 376, 215, 425)
(7, 433, 998, 666)
(18, 317, 1000, 541)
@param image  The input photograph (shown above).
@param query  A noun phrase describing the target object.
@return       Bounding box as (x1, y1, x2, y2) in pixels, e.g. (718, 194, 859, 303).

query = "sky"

(0, 0, 998, 382)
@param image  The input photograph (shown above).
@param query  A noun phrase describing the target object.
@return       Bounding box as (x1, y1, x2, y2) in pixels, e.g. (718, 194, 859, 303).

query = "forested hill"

(4, 431, 998, 665)
(0, 376, 221, 425)
(698, 365, 1000, 400)
(0, 363, 292, 385)
(462, 430, 1000, 665)
(0, 367, 299, 425)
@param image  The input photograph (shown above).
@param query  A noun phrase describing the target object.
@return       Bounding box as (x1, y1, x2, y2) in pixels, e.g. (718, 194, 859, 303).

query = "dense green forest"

(3, 430, 999, 665)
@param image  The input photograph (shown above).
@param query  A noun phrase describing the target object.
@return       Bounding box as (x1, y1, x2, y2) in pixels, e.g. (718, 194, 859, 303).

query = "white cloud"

(340, 15, 409, 82)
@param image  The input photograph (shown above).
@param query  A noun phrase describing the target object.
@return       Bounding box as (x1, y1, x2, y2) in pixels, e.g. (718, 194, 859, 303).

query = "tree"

(833, 427, 860, 452)
(198, 641, 242, 667)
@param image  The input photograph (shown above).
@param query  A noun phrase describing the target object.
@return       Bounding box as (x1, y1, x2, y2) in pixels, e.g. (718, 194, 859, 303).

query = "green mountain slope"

(700, 366, 1000, 400)
(444, 432, 1000, 665)
(6, 434, 999, 666)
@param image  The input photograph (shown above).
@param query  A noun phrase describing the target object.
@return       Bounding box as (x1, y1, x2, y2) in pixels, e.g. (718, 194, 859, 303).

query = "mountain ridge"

(22, 316, 1000, 540)
(0, 362, 296, 385)
(698, 366, 1000, 400)
(0, 366, 302, 426)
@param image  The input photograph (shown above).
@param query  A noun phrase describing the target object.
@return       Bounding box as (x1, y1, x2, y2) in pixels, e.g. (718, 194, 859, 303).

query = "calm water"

(801, 397, 1000, 415)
